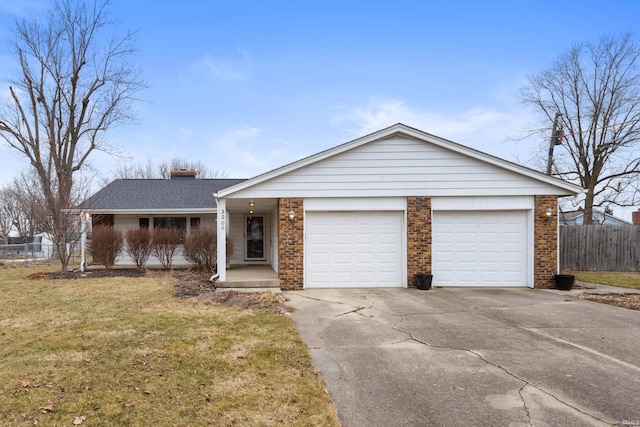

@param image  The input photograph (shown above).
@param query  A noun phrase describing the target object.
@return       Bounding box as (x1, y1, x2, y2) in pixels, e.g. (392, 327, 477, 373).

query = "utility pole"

(546, 112, 564, 175)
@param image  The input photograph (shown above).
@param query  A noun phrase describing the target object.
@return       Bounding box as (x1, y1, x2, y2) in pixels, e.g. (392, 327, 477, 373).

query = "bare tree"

(0, 184, 34, 238)
(0, 0, 145, 270)
(520, 33, 640, 224)
(115, 157, 226, 179)
(115, 158, 157, 179)
(1, 171, 49, 238)
(0, 189, 15, 243)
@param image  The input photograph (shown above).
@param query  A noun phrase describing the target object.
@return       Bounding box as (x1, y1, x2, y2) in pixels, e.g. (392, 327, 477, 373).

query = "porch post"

(216, 196, 227, 281)
(80, 212, 88, 272)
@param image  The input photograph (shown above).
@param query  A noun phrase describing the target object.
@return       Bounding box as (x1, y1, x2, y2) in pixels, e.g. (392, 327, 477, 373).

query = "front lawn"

(0, 266, 339, 426)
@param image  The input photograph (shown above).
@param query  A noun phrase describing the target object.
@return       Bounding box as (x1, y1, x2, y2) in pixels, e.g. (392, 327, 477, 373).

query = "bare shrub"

(184, 227, 217, 273)
(151, 228, 182, 270)
(125, 228, 152, 270)
(90, 226, 123, 270)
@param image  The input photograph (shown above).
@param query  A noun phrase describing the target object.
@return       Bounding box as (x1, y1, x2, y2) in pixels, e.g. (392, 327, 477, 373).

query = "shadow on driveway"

(285, 288, 640, 427)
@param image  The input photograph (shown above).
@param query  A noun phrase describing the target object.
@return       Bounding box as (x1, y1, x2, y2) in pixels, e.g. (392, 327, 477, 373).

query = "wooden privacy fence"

(560, 225, 640, 271)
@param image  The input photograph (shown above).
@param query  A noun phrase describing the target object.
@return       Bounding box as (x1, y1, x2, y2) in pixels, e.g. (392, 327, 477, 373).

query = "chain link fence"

(0, 242, 80, 267)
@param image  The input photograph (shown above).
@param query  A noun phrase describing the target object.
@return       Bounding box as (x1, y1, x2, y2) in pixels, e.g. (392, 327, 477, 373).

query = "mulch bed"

(28, 269, 147, 280)
(579, 293, 640, 311)
(170, 270, 290, 314)
(189, 290, 291, 315)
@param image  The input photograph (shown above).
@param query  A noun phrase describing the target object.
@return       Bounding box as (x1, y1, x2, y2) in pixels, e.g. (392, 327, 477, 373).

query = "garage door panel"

(306, 211, 403, 288)
(433, 210, 528, 287)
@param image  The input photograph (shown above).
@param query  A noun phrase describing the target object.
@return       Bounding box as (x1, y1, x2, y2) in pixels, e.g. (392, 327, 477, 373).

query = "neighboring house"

(559, 208, 632, 225)
(1, 233, 53, 258)
(81, 124, 583, 288)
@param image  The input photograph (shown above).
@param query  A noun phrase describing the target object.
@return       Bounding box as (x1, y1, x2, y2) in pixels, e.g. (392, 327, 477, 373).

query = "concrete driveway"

(285, 288, 640, 426)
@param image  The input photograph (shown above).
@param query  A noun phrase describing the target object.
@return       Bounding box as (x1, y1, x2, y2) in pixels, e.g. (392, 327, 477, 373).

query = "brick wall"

(407, 197, 432, 288)
(534, 195, 558, 288)
(278, 198, 304, 290)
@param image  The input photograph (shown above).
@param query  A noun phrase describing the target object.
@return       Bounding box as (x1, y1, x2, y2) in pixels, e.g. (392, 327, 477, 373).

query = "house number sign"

(220, 209, 225, 231)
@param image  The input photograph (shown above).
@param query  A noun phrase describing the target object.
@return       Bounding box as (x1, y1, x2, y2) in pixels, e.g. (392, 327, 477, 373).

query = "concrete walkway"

(543, 281, 640, 296)
(285, 287, 640, 426)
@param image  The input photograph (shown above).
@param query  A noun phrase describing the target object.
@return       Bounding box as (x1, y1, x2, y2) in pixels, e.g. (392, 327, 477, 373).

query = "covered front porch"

(216, 197, 284, 284)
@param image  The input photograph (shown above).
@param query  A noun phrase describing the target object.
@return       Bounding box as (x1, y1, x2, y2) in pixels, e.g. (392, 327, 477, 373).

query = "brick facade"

(278, 198, 304, 290)
(275, 195, 558, 289)
(407, 197, 432, 288)
(534, 195, 558, 288)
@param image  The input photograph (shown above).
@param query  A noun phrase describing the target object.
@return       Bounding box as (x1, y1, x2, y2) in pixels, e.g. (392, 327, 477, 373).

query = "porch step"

(216, 280, 280, 288)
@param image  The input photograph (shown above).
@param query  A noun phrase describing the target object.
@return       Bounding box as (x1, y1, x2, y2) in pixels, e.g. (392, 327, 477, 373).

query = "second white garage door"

(306, 211, 403, 288)
(432, 210, 529, 287)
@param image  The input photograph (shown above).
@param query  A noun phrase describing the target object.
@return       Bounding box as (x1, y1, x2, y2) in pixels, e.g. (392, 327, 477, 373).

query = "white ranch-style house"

(80, 124, 583, 289)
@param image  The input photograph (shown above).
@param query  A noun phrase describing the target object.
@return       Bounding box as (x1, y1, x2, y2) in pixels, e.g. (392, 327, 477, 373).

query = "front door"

(246, 215, 265, 260)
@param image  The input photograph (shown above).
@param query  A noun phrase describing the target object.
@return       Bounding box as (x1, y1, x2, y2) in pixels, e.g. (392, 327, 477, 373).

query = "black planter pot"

(415, 273, 433, 290)
(554, 274, 575, 291)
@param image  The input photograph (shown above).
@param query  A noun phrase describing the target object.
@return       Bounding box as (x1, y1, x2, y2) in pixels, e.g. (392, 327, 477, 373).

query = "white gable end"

(224, 136, 576, 199)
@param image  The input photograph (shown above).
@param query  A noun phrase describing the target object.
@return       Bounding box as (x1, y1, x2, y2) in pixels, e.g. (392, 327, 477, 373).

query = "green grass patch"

(567, 271, 640, 290)
(0, 266, 340, 426)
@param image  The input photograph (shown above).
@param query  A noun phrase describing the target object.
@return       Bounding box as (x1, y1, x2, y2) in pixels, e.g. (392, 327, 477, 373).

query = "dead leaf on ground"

(73, 415, 86, 425)
(580, 293, 640, 310)
(39, 400, 54, 413)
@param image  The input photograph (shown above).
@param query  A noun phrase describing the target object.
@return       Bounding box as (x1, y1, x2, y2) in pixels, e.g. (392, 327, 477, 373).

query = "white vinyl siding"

(113, 215, 138, 231)
(224, 137, 572, 199)
(305, 211, 403, 288)
(431, 196, 534, 211)
(432, 211, 528, 287)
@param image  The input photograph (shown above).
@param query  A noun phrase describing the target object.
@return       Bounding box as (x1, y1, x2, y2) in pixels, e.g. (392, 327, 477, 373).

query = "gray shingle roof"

(80, 178, 246, 211)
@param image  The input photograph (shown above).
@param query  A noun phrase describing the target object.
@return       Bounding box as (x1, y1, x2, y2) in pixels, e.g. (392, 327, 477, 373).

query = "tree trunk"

(583, 187, 595, 225)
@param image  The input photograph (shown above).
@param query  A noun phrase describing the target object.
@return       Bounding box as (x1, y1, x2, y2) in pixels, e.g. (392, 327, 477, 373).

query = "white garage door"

(432, 211, 528, 287)
(306, 211, 403, 288)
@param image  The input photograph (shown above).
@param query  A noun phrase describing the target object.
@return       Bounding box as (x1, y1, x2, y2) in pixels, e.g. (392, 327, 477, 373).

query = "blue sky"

(1, 1, 640, 219)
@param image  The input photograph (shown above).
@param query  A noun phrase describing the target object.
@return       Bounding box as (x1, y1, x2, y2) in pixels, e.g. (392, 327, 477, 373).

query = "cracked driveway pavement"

(285, 288, 640, 426)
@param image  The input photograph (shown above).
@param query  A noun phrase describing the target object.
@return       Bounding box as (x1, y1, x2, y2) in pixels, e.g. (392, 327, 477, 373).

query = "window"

(190, 217, 201, 229)
(139, 218, 149, 228)
(153, 217, 187, 231)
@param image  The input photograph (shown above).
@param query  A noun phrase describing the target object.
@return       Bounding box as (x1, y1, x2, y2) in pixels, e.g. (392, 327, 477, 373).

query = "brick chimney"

(633, 208, 640, 225)
(170, 169, 197, 179)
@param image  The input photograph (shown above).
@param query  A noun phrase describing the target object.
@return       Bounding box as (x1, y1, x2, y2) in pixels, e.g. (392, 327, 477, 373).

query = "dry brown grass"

(567, 271, 640, 290)
(0, 267, 340, 426)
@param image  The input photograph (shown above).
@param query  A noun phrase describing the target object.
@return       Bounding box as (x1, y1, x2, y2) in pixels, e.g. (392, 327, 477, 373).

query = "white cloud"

(196, 52, 250, 81)
(331, 96, 538, 160)
(0, 0, 47, 17)
(177, 127, 194, 141)
(333, 97, 504, 138)
(213, 125, 291, 174)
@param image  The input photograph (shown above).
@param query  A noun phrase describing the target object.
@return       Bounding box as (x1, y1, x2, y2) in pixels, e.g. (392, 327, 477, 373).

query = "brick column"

(278, 198, 304, 290)
(407, 197, 432, 288)
(534, 195, 558, 288)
